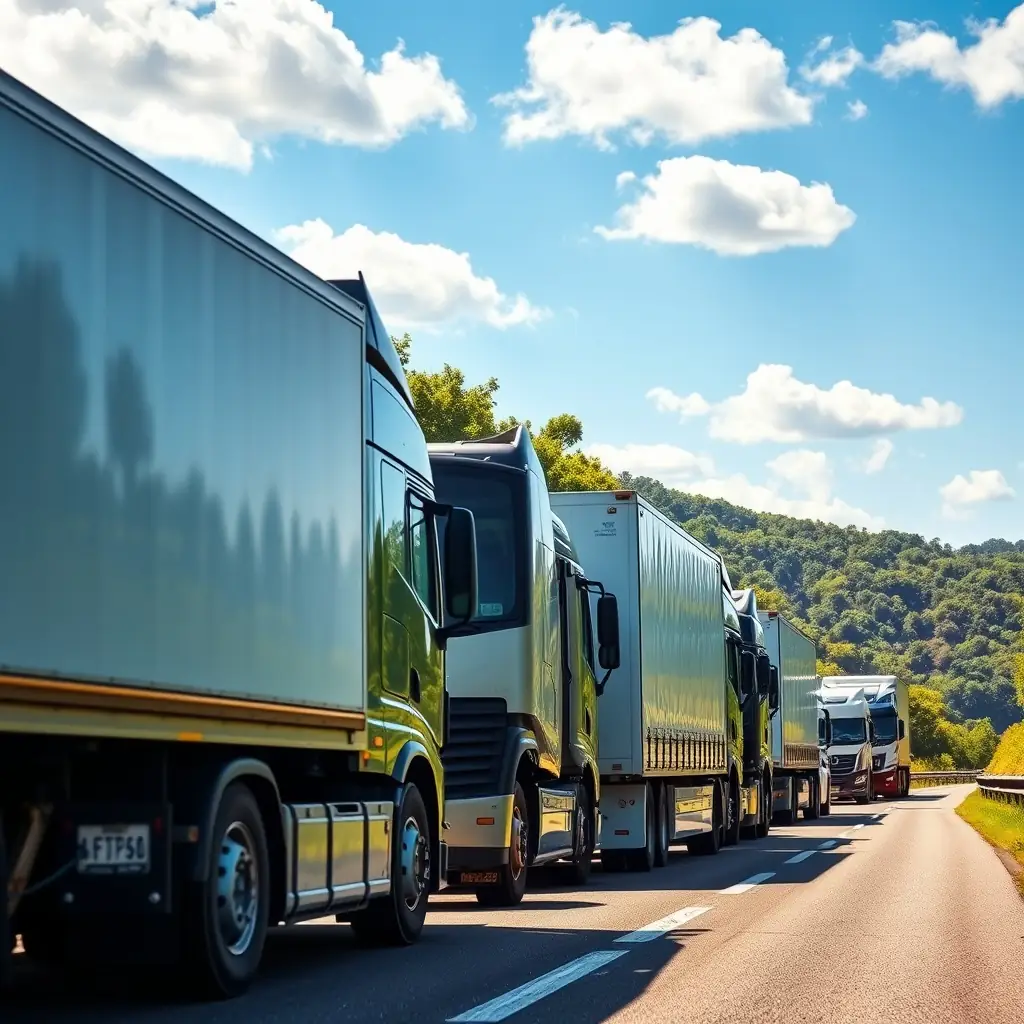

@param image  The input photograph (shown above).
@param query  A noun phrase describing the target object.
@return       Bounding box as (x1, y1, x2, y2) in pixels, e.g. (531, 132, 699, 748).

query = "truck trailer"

(818, 681, 877, 804)
(758, 612, 823, 824)
(0, 69, 480, 997)
(821, 676, 908, 798)
(427, 428, 621, 905)
(548, 490, 755, 868)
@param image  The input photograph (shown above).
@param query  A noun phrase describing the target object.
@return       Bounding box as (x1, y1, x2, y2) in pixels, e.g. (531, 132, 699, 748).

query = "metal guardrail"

(910, 770, 981, 785)
(977, 774, 1024, 807)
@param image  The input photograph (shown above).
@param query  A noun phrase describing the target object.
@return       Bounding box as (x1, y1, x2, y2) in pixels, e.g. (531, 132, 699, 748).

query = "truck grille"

(443, 697, 507, 800)
(829, 753, 857, 775)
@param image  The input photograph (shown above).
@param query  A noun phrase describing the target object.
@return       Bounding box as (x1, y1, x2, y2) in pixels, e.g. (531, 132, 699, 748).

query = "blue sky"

(2, 1, 1022, 545)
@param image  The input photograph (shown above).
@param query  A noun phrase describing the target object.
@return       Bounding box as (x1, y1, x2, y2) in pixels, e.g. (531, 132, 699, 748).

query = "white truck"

(759, 612, 823, 823)
(818, 680, 877, 804)
(549, 490, 755, 869)
(821, 675, 909, 798)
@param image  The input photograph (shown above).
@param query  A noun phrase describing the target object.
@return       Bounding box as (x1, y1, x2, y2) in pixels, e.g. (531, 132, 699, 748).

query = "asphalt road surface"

(4, 785, 1023, 1023)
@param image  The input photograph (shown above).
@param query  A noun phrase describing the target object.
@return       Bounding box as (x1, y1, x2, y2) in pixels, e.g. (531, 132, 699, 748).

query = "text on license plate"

(460, 870, 499, 885)
(77, 824, 151, 875)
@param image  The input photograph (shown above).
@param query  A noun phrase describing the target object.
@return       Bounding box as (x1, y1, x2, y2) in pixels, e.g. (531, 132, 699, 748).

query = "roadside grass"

(987, 723, 1024, 776)
(955, 790, 1024, 897)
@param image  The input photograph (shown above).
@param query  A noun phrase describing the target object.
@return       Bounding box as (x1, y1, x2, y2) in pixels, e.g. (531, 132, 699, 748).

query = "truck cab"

(730, 588, 776, 839)
(818, 684, 876, 804)
(428, 427, 620, 905)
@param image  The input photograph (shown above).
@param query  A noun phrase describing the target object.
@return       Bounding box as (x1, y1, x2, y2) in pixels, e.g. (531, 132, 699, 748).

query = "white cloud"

(864, 438, 894, 474)
(276, 220, 548, 331)
(873, 7, 1024, 109)
(846, 99, 869, 120)
(0, 0, 470, 171)
(940, 469, 1015, 519)
(615, 170, 637, 190)
(596, 156, 856, 256)
(492, 10, 814, 150)
(589, 442, 881, 529)
(801, 43, 865, 87)
(648, 364, 964, 443)
(645, 385, 711, 418)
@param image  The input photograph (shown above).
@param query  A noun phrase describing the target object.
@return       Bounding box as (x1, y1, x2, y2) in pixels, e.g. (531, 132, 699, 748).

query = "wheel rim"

(216, 820, 259, 957)
(399, 814, 430, 911)
(509, 807, 527, 880)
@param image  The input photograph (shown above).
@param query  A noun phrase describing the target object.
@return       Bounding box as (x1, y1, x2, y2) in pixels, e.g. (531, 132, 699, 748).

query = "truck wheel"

(353, 782, 433, 940)
(186, 782, 271, 999)
(755, 778, 771, 838)
(653, 784, 671, 867)
(723, 778, 741, 846)
(566, 785, 594, 885)
(625, 785, 656, 872)
(820, 786, 831, 817)
(774, 779, 795, 826)
(475, 783, 529, 907)
(804, 778, 820, 820)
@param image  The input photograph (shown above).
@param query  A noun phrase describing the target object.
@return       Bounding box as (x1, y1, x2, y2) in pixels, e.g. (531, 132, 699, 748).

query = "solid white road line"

(719, 872, 775, 894)
(818, 839, 837, 849)
(784, 850, 816, 864)
(838, 823, 866, 839)
(447, 950, 629, 1022)
(615, 905, 712, 944)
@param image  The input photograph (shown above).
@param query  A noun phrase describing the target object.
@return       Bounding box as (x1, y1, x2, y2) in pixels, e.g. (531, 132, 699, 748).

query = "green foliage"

(908, 684, 998, 770)
(988, 722, 1024, 775)
(396, 336, 618, 492)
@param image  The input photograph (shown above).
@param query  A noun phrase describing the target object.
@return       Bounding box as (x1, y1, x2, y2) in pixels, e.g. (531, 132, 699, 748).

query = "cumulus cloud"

(846, 99, 869, 120)
(801, 42, 865, 87)
(492, 10, 814, 150)
(0, 0, 470, 170)
(596, 156, 856, 256)
(647, 364, 963, 444)
(864, 438, 894, 474)
(872, 7, 1024, 109)
(940, 469, 1015, 519)
(276, 220, 548, 331)
(589, 442, 881, 529)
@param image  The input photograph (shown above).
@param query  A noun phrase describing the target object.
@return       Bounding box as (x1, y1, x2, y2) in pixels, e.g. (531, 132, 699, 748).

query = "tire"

(566, 785, 595, 886)
(625, 784, 656, 872)
(774, 779, 795, 826)
(184, 782, 271, 1000)
(820, 784, 831, 817)
(653, 783, 670, 867)
(352, 783, 433, 940)
(755, 777, 771, 839)
(723, 777, 741, 847)
(475, 783, 529, 907)
(804, 778, 820, 820)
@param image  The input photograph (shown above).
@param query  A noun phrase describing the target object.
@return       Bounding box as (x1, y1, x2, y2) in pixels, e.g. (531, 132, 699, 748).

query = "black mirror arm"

(596, 668, 612, 698)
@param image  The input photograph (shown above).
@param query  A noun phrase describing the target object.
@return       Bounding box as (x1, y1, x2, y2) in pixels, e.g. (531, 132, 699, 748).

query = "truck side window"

(408, 492, 438, 618)
(381, 462, 407, 574)
(578, 586, 596, 673)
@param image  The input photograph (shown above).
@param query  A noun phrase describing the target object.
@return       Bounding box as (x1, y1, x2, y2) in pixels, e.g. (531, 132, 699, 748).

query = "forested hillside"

(397, 338, 1024, 769)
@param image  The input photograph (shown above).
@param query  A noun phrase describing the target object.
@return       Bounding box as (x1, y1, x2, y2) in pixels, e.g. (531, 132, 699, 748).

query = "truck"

(548, 490, 756, 868)
(818, 680, 877, 804)
(729, 589, 776, 838)
(427, 428, 621, 905)
(0, 68, 480, 998)
(821, 675, 909, 798)
(758, 611, 823, 823)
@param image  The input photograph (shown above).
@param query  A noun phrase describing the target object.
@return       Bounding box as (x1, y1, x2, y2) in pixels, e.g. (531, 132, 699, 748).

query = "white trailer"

(550, 490, 752, 870)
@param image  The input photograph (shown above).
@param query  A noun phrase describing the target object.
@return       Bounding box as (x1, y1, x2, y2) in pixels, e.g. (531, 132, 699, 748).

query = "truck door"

(557, 561, 598, 774)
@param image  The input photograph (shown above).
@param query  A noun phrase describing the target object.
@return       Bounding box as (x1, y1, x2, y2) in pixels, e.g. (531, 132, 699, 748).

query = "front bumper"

(872, 767, 900, 795)
(443, 794, 514, 882)
(829, 772, 870, 801)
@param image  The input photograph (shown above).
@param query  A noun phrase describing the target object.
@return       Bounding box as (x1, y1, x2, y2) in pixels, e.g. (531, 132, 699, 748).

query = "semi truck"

(0, 68, 480, 998)
(821, 675, 909, 798)
(818, 681, 877, 804)
(427, 428, 621, 905)
(548, 490, 755, 868)
(730, 589, 776, 839)
(758, 612, 823, 823)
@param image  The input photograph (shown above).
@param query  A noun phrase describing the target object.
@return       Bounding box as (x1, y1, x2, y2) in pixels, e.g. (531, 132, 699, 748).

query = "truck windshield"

(830, 719, 867, 745)
(432, 461, 526, 631)
(871, 710, 898, 745)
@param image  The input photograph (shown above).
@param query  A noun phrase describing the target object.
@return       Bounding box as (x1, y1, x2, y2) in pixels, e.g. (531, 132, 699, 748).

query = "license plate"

(459, 870, 499, 885)
(77, 824, 150, 875)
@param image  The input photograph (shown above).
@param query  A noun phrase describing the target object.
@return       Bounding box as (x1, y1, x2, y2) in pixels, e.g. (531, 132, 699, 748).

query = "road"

(4, 785, 1023, 1023)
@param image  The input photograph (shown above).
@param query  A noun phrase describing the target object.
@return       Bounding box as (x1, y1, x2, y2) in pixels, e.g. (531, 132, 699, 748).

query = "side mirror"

(740, 650, 756, 703)
(756, 654, 770, 698)
(441, 506, 478, 627)
(597, 593, 620, 671)
(898, 719, 905, 741)
(768, 665, 780, 713)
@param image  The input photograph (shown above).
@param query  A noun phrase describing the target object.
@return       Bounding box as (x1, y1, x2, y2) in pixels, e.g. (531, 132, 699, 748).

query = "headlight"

(854, 773, 867, 784)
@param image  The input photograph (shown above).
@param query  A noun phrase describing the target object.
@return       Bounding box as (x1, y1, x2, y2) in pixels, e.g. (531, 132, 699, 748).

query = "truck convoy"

(549, 490, 758, 867)
(427, 428, 621, 905)
(0, 69, 481, 997)
(759, 612, 824, 823)
(821, 675, 909, 798)
(818, 680, 877, 804)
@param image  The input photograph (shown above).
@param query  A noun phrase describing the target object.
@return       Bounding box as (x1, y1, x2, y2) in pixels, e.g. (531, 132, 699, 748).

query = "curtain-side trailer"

(0, 68, 479, 998)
